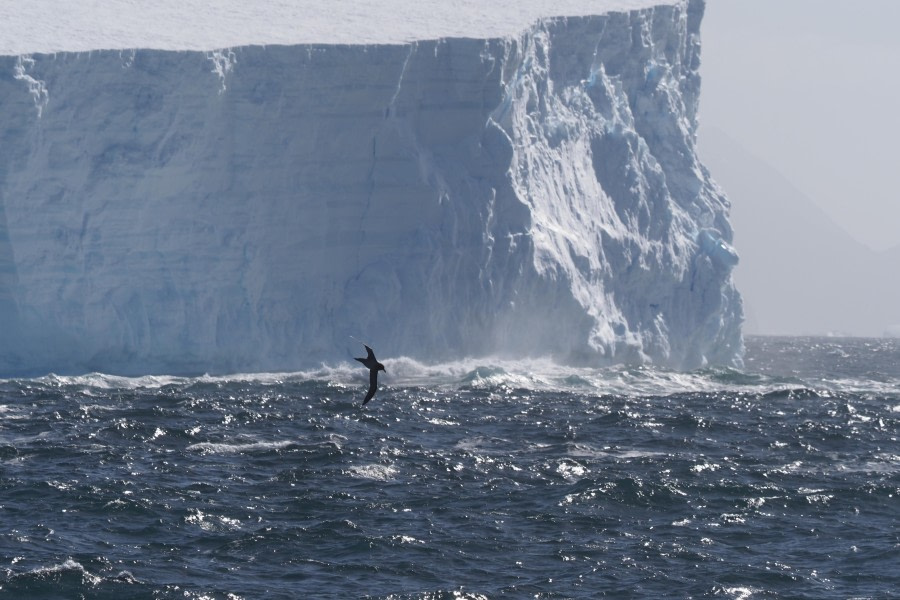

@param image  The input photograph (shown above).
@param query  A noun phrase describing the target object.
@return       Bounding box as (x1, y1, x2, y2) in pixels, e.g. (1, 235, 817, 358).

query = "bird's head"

(377, 362, 386, 372)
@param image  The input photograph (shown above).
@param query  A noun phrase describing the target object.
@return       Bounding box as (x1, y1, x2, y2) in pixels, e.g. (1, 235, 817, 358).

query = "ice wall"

(0, 0, 742, 375)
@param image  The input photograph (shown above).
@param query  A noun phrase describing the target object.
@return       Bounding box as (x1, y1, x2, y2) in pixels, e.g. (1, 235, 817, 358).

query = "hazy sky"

(699, 0, 900, 252)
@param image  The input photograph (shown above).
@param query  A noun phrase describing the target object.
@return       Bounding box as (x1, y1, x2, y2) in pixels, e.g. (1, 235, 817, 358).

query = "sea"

(0, 336, 897, 599)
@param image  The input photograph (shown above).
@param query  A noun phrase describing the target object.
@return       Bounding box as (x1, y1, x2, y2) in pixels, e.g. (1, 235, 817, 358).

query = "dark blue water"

(1, 337, 898, 598)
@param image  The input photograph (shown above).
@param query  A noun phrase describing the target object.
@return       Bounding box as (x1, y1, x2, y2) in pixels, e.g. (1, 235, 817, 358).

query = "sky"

(698, 0, 900, 336)
(698, 0, 900, 253)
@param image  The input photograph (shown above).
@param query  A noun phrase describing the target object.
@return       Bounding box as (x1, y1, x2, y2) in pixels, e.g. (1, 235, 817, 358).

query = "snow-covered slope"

(0, 0, 742, 375)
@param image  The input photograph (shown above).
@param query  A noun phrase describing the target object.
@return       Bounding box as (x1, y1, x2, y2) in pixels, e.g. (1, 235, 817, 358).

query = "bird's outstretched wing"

(362, 369, 378, 405)
(364, 345, 376, 361)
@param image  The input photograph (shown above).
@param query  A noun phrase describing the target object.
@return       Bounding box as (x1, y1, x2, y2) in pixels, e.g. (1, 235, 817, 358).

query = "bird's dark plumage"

(355, 344, 385, 405)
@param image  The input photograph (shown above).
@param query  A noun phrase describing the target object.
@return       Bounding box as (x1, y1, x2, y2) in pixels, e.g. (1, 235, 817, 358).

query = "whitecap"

(391, 534, 424, 544)
(690, 463, 720, 474)
(746, 497, 766, 509)
(185, 509, 243, 532)
(186, 440, 294, 454)
(721, 513, 746, 524)
(346, 464, 398, 481)
(37, 372, 189, 390)
(20, 558, 103, 586)
(716, 586, 757, 600)
(617, 450, 667, 460)
(556, 460, 588, 480)
(8, 345, 897, 401)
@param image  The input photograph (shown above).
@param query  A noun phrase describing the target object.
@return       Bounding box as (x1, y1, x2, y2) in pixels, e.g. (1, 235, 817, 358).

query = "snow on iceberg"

(0, 0, 742, 376)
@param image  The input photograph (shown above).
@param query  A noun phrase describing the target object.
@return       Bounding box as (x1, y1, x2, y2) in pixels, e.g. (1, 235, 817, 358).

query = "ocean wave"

(3, 338, 898, 399)
(2, 337, 897, 599)
(346, 464, 399, 481)
(186, 439, 296, 455)
(1, 558, 139, 595)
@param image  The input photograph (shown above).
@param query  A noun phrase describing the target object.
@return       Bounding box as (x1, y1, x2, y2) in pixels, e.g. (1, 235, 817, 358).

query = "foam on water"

(186, 439, 297, 455)
(9, 344, 897, 400)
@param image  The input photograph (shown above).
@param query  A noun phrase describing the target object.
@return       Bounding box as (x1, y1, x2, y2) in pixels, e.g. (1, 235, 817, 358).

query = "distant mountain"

(700, 127, 900, 337)
(883, 243, 900, 263)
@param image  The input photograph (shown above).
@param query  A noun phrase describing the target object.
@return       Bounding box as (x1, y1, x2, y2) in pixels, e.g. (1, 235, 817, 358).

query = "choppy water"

(1, 336, 898, 599)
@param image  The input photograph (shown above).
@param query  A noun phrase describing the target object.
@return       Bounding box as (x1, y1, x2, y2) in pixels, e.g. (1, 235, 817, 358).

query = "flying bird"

(355, 344, 385, 405)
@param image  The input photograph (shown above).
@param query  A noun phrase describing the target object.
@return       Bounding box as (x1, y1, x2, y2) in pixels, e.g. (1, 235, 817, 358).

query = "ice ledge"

(3, 0, 682, 55)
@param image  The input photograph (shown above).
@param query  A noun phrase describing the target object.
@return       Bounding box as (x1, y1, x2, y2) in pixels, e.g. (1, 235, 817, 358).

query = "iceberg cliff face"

(0, 0, 742, 375)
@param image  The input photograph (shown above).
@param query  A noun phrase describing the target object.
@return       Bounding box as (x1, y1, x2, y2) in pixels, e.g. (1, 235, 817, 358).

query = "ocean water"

(0, 336, 897, 599)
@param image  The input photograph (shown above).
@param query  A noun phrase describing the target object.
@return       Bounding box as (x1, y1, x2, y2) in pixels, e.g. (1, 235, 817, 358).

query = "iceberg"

(0, 0, 742, 375)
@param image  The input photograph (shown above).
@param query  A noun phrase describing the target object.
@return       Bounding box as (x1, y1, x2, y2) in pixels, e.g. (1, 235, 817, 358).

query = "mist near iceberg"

(0, 0, 741, 376)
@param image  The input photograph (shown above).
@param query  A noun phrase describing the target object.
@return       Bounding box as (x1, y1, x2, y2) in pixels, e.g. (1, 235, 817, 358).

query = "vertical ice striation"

(0, 0, 741, 375)
(489, 2, 743, 368)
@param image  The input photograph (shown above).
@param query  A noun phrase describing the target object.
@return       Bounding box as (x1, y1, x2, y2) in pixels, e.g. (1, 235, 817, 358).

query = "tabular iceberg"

(0, 0, 742, 376)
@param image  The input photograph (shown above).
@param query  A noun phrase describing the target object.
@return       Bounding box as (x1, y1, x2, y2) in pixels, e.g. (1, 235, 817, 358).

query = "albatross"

(355, 344, 385, 405)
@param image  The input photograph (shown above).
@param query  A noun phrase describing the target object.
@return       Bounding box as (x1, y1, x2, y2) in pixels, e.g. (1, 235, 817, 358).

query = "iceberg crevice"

(13, 56, 50, 118)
